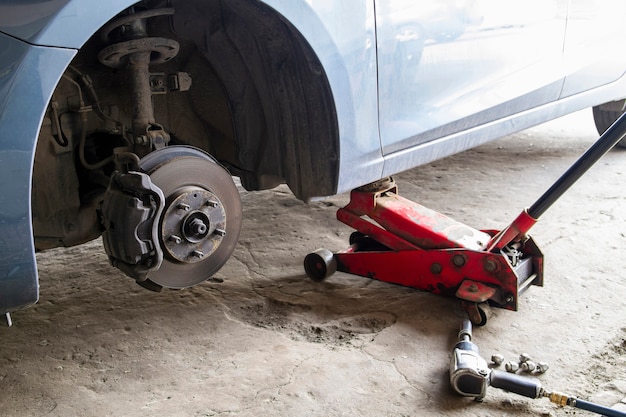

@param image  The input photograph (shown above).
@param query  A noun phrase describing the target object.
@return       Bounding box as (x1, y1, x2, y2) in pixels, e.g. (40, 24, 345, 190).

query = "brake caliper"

(100, 171, 165, 282)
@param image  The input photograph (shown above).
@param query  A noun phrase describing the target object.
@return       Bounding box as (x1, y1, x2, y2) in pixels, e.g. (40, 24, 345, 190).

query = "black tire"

(592, 105, 626, 148)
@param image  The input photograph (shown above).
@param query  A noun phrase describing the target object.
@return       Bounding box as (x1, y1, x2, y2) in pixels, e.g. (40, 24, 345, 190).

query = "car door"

(375, 0, 568, 155)
(560, 0, 626, 98)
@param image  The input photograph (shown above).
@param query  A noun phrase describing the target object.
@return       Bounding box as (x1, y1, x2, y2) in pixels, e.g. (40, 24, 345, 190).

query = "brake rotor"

(140, 147, 242, 288)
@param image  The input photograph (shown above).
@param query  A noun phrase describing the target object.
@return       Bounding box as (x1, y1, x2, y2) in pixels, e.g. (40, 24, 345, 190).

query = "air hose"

(543, 392, 626, 417)
(487, 371, 626, 416)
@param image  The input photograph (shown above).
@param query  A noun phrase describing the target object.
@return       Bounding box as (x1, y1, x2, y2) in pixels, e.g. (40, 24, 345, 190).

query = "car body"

(2, 0, 626, 317)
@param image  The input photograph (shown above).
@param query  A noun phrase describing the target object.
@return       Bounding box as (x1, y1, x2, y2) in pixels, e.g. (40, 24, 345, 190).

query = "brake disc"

(140, 147, 242, 289)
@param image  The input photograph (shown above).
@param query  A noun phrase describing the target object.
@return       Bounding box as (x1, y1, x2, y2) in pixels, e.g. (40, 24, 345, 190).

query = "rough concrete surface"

(1, 109, 625, 416)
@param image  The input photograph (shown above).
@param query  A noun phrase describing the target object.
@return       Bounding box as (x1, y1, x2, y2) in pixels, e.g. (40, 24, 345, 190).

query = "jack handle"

(488, 110, 626, 252)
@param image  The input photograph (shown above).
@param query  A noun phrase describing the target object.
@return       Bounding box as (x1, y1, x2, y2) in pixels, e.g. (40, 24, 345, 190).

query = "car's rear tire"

(592, 105, 626, 148)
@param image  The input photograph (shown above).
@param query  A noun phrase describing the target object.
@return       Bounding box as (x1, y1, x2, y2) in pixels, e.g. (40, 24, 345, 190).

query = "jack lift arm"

(305, 112, 626, 325)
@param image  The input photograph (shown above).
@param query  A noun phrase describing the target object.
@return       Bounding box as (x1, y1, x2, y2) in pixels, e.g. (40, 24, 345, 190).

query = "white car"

(1, 0, 625, 316)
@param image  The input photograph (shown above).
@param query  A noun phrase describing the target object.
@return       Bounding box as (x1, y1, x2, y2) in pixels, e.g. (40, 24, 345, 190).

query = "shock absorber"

(97, 7, 179, 156)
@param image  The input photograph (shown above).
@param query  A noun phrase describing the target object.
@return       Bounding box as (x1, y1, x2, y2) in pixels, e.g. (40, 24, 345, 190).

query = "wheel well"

(171, 0, 340, 201)
(32, 0, 340, 251)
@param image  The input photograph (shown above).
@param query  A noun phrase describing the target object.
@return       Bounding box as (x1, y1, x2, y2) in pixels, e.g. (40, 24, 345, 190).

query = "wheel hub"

(161, 187, 226, 263)
(101, 146, 242, 290)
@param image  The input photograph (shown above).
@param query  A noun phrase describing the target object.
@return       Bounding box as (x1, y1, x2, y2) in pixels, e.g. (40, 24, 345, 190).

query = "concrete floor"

(1, 109, 625, 416)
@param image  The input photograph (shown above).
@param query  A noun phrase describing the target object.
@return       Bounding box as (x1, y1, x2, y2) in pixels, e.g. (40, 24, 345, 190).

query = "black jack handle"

(488, 111, 626, 251)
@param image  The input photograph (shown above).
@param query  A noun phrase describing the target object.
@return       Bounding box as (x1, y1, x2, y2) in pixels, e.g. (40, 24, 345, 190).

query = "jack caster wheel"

(304, 248, 337, 282)
(462, 301, 492, 327)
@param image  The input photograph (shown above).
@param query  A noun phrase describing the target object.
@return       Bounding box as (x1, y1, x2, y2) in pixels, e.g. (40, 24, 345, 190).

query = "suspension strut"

(97, 7, 180, 285)
(97, 7, 179, 156)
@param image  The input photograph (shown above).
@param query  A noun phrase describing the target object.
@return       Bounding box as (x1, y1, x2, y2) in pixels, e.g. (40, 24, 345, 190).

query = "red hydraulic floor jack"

(305, 112, 626, 326)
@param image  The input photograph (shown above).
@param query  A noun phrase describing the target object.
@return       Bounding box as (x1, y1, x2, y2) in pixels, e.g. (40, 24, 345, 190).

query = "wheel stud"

(191, 250, 204, 258)
(214, 228, 226, 237)
(177, 203, 191, 211)
(169, 235, 182, 244)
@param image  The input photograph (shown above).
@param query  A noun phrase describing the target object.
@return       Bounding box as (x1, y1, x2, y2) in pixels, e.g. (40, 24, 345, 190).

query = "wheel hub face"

(138, 147, 242, 289)
(161, 187, 226, 263)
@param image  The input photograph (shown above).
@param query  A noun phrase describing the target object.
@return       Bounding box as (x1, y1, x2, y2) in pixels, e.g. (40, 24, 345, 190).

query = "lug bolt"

(505, 361, 519, 373)
(535, 362, 549, 374)
(520, 361, 537, 372)
(491, 354, 505, 366)
(519, 353, 533, 364)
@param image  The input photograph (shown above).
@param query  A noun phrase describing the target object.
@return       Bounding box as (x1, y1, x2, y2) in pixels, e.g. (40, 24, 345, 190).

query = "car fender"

(256, 0, 383, 194)
(0, 32, 76, 314)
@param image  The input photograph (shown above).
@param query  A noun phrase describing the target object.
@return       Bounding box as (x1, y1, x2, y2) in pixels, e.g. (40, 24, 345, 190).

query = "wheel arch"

(171, 0, 341, 201)
(24, 0, 342, 204)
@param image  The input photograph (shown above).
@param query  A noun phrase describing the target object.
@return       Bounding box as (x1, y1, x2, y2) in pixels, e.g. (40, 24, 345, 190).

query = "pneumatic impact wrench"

(450, 319, 542, 401)
(449, 319, 626, 417)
